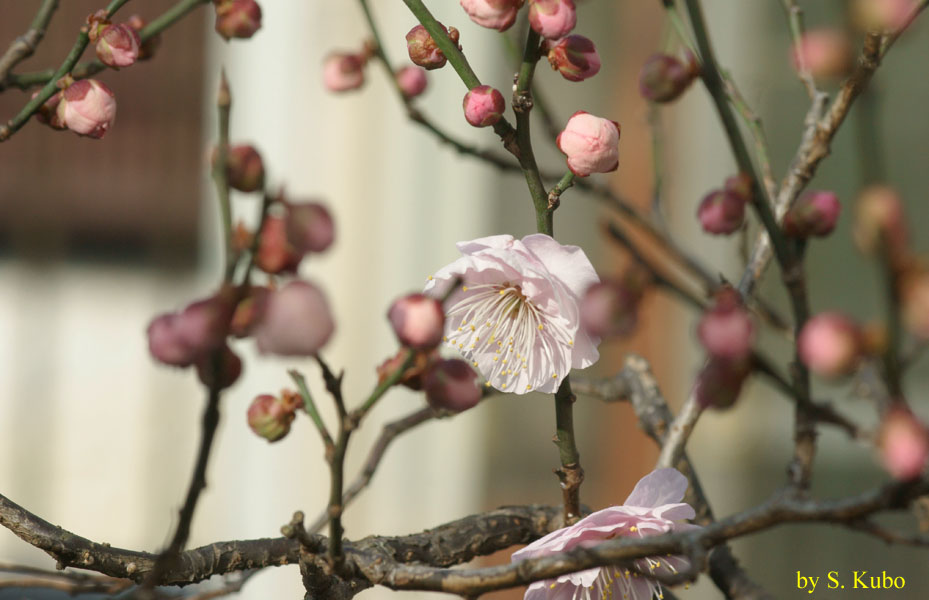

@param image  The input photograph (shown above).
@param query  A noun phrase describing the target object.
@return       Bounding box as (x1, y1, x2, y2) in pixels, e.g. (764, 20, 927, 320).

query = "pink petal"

(623, 468, 689, 508)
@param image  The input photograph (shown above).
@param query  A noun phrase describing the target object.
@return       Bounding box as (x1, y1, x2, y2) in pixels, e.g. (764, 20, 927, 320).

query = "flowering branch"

(0, 0, 59, 83)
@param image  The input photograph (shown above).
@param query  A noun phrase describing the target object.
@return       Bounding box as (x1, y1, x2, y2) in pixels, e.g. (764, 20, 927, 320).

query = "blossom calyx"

(96, 24, 141, 68)
(463, 86, 505, 127)
(638, 51, 698, 103)
(247, 391, 302, 443)
(406, 24, 460, 70)
(783, 191, 841, 238)
(528, 0, 576, 40)
(254, 280, 335, 356)
(424, 359, 482, 412)
(545, 35, 600, 82)
(556, 111, 620, 177)
(460, 0, 524, 31)
(56, 79, 117, 139)
(377, 348, 438, 391)
(214, 0, 262, 40)
(323, 53, 366, 93)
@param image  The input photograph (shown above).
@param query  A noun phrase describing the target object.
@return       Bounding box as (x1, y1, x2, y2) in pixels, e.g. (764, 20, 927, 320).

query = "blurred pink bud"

(556, 111, 620, 177)
(880, 406, 929, 480)
(247, 392, 301, 443)
(424, 359, 482, 412)
(698, 287, 754, 362)
(697, 189, 746, 235)
(528, 0, 576, 39)
(463, 85, 505, 127)
(798, 312, 861, 378)
(406, 23, 460, 70)
(854, 185, 908, 259)
(147, 313, 199, 367)
(176, 293, 235, 354)
(195, 345, 243, 390)
(852, 0, 916, 31)
(792, 29, 853, 80)
(322, 53, 366, 93)
(255, 281, 335, 356)
(224, 145, 265, 192)
(783, 191, 841, 238)
(126, 15, 161, 61)
(545, 35, 600, 82)
(388, 293, 446, 349)
(724, 173, 754, 203)
(256, 216, 302, 275)
(579, 276, 645, 338)
(902, 270, 929, 340)
(693, 358, 750, 410)
(638, 51, 698, 103)
(56, 79, 116, 139)
(215, 0, 262, 40)
(460, 0, 523, 31)
(395, 65, 428, 98)
(96, 24, 141, 68)
(230, 286, 270, 338)
(285, 201, 335, 254)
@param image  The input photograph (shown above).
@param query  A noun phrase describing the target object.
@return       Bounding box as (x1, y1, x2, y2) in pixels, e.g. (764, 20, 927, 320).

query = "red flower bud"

(247, 391, 301, 443)
(215, 0, 262, 40)
(424, 359, 482, 412)
(798, 312, 861, 378)
(854, 185, 908, 260)
(376, 348, 439, 391)
(697, 189, 746, 235)
(230, 286, 270, 338)
(545, 35, 600, 82)
(213, 144, 265, 193)
(783, 191, 841, 238)
(579, 273, 647, 339)
(697, 287, 754, 362)
(388, 293, 446, 349)
(406, 24, 460, 70)
(638, 51, 698, 103)
(284, 201, 335, 254)
(256, 215, 302, 275)
(395, 65, 428, 98)
(463, 85, 505, 127)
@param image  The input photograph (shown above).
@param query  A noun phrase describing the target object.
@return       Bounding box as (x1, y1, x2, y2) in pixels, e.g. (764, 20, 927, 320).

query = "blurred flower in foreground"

(792, 29, 853, 80)
(425, 234, 599, 394)
(798, 312, 861, 378)
(254, 281, 335, 356)
(323, 52, 366, 93)
(214, 0, 262, 40)
(424, 358, 482, 412)
(395, 65, 428, 98)
(511, 468, 699, 600)
(880, 406, 929, 481)
(638, 51, 698, 103)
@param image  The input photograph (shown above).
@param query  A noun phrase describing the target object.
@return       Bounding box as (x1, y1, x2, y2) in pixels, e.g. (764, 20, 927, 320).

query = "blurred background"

(1, 0, 928, 598)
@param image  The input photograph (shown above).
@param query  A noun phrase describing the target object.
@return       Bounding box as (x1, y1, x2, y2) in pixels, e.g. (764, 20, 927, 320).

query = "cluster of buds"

(556, 111, 621, 177)
(247, 390, 302, 442)
(252, 199, 335, 275)
(463, 86, 506, 127)
(693, 287, 754, 409)
(579, 264, 650, 338)
(638, 50, 698, 103)
(783, 191, 841, 238)
(214, 0, 262, 40)
(383, 294, 481, 412)
(460, 0, 524, 31)
(87, 11, 142, 69)
(543, 35, 600, 82)
(697, 173, 752, 235)
(406, 23, 461, 70)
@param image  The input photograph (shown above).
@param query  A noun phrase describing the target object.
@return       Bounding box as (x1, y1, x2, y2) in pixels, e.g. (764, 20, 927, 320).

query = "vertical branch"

(212, 72, 234, 280)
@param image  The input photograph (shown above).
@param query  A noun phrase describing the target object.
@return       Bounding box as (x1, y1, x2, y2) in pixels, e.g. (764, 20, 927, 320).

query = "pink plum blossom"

(388, 293, 446, 349)
(56, 79, 116, 139)
(798, 312, 861, 378)
(424, 359, 482, 412)
(556, 112, 620, 177)
(254, 280, 335, 356)
(545, 35, 601, 82)
(880, 406, 929, 480)
(511, 468, 699, 600)
(528, 0, 577, 40)
(395, 66, 428, 98)
(425, 234, 600, 394)
(95, 24, 141, 68)
(463, 86, 505, 127)
(323, 53, 366, 93)
(460, 0, 523, 31)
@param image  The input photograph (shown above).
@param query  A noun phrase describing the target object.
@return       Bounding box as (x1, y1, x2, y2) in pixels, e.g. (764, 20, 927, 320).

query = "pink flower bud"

(126, 15, 161, 61)
(854, 185, 908, 259)
(638, 51, 698, 103)
(218, 144, 265, 192)
(545, 35, 600, 82)
(147, 313, 200, 367)
(406, 23, 460, 70)
(460, 0, 523, 31)
(230, 286, 270, 338)
(395, 65, 428, 98)
(693, 358, 750, 410)
(792, 29, 853, 80)
(284, 201, 335, 254)
(256, 216, 302, 275)
(424, 359, 482, 412)
(697, 189, 746, 235)
(247, 391, 301, 443)
(798, 312, 861, 378)
(880, 406, 929, 480)
(528, 0, 577, 39)
(377, 348, 439, 391)
(902, 270, 929, 340)
(215, 0, 261, 40)
(96, 24, 141, 68)
(388, 293, 446, 349)
(322, 52, 366, 93)
(56, 79, 116, 139)
(254, 281, 335, 356)
(697, 287, 754, 362)
(176, 293, 235, 354)
(463, 85, 505, 127)
(556, 111, 620, 177)
(783, 191, 841, 238)
(852, 0, 917, 31)
(579, 275, 646, 338)
(195, 344, 243, 390)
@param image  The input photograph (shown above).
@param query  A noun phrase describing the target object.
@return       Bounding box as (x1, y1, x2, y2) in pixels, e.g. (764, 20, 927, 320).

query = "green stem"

(211, 72, 233, 280)
(289, 370, 335, 450)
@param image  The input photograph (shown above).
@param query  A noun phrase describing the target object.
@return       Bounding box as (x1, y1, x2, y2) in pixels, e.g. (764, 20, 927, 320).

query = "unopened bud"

(579, 273, 647, 339)
(56, 79, 117, 139)
(697, 287, 754, 362)
(285, 201, 335, 254)
(638, 51, 698, 103)
(405, 23, 460, 70)
(322, 52, 366, 93)
(215, 144, 264, 192)
(463, 85, 505, 127)
(388, 293, 445, 349)
(215, 0, 262, 40)
(792, 29, 854, 80)
(880, 406, 929, 480)
(230, 286, 270, 338)
(854, 185, 908, 259)
(697, 189, 746, 235)
(528, 0, 577, 40)
(247, 392, 301, 442)
(851, 0, 916, 32)
(693, 358, 750, 410)
(256, 215, 302, 275)
(783, 190, 841, 238)
(556, 111, 620, 177)
(545, 35, 601, 82)
(395, 65, 428, 98)
(33, 90, 65, 130)
(460, 0, 523, 31)
(196, 345, 243, 390)
(254, 280, 335, 356)
(424, 359, 482, 412)
(96, 24, 141, 68)
(798, 312, 861, 378)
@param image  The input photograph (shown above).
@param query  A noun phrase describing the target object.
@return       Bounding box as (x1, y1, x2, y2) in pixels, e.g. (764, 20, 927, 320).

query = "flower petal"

(623, 468, 689, 508)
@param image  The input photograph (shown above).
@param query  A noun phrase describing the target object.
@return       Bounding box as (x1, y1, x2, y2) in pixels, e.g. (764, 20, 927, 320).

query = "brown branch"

(0, 0, 59, 83)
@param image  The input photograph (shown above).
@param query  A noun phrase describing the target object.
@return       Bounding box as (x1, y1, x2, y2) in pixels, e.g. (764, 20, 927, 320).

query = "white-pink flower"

(424, 234, 600, 394)
(511, 468, 700, 600)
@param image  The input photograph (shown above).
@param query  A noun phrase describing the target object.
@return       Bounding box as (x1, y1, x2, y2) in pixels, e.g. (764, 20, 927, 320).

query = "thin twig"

(0, 0, 59, 83)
